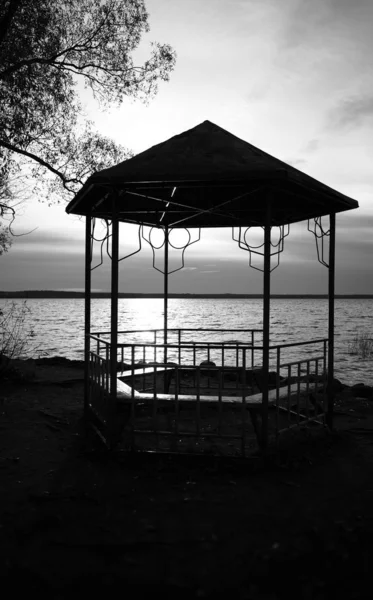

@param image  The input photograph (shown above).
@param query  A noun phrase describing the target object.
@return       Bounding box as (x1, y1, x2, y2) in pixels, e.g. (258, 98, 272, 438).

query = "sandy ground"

(2, 361, 373, 599)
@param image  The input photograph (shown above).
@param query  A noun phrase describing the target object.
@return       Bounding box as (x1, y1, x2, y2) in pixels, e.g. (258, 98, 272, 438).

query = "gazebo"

(66, 120, 359, 456)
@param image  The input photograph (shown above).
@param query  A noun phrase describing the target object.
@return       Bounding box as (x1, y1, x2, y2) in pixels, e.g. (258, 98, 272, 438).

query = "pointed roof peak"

(66, 119, 359, 226)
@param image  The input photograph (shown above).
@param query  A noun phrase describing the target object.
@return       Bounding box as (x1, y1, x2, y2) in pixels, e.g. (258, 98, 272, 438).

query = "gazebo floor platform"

(97, 377, 325, 455)
(117, 377, 320, 407)
(88, 363, 326, 455)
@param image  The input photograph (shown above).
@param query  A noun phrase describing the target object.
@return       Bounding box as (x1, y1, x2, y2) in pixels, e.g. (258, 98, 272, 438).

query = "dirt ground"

(2, 361, 373, 599)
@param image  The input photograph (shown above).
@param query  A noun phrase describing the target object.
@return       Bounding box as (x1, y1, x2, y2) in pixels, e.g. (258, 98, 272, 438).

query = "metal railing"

(273, 339, 328, 444)
(90, 328, 262, 368)
(86, 329, 328, 455)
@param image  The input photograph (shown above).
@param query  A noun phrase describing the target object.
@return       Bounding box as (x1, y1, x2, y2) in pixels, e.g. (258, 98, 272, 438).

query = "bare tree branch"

(0, 139, 82, 191)
(0, 0, 176, 240)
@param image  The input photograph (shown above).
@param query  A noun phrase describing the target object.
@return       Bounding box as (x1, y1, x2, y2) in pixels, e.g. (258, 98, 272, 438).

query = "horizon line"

(1, 291, 373, 299)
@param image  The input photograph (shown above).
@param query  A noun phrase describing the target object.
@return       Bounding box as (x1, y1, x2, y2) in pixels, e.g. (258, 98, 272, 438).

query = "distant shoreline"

(1, 291, 373, 299)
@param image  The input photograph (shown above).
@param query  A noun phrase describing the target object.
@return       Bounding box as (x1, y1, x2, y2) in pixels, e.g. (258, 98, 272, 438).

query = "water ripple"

(1, 297, 372, 385)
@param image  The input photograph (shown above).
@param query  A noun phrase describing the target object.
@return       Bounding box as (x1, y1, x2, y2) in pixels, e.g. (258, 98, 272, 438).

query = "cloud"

(274, 0, 373, 102)
(9, 228, 84, 255)
(336, 211, 373, 232)
(327, 96, 373, 130)
(286, 158, 307, 167)
(246, 82, 271, 103)
(280, 0, 373, 51)
(303, 139, 319, 153)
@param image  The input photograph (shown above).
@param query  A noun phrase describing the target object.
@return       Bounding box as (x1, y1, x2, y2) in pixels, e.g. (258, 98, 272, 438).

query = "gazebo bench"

(120, 364, 175, 390)
(120, 364, 176, 376)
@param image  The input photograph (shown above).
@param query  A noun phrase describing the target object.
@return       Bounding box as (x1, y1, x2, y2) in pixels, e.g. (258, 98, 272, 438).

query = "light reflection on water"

(1, 298, 372, 385)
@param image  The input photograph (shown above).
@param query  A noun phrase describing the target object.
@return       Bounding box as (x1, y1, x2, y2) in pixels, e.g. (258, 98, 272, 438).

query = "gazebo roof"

(66, 120, 359, 228)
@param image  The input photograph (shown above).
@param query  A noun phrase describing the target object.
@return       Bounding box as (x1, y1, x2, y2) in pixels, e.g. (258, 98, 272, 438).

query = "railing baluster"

(323, 340, 328, 420)
(178, 329, 181, 364)
(100, 345, 103, 393)
(105, 344, 109, 398)
(315, 359, 319, 418)
(222, 345, 225, 390)
(287, 365, 291, 426)
(251, 331, 254, 369)
(174, 366, 179, 447)
(129, 362, 135, 450)
(131, 346, 135, 404)
(153, 365, 158, 447)
(324, 339, 327, 376)
(306, 360, 310, 420)
(218, 369, 223, 437)
(241, 348, 246, 457)
(276, 347, 280, 445)
(196, 366, 200, 438)
(297, 363, 301, 424)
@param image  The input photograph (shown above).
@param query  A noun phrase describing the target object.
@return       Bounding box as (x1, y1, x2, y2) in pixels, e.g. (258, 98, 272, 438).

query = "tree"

(0, 148, 13, 254)
(0, 0, 176, 218)
(0, 224, 11, 255)
(0, 147, 36, 253)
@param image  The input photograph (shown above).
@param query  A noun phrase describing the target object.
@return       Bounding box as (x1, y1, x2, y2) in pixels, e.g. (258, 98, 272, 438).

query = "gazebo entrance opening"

(66, 121, 359, 456)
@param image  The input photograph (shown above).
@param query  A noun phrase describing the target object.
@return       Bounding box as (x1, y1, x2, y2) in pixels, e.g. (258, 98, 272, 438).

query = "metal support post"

(261, 197, 272, 453)
(84, 215, 92, 415)
(109, 197, 119, 446)
(164, 225, 169, 368)
(326, 213, 336, 429)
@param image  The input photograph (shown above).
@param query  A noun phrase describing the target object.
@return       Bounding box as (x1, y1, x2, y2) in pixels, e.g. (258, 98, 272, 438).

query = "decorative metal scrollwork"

(232, 225, 290, 272)
(89, 217, 201, 275)
(90, 218, 111, 271)
(90, 219, 142, 271)
(307, 216, 330, 268)
(142, 226, 201, 275)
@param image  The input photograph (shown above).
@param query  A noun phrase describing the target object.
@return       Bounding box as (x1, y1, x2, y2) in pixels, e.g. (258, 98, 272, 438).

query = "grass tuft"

(347, 330, 373, 359)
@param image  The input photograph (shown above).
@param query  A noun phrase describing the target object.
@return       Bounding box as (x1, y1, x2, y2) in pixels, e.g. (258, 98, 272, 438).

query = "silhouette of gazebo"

(66, 121, 359, 454)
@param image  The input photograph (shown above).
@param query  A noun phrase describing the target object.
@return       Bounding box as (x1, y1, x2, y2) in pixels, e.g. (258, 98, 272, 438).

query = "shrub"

(0, 301, 38, 373)
(347, 330, 373, 359)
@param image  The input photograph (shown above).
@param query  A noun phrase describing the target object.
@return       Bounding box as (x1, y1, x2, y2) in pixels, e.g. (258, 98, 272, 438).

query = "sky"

(2, 0, 373, 294)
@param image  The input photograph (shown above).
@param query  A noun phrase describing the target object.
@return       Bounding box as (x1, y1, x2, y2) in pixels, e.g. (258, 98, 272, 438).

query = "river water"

(1, 297, 372, 385)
